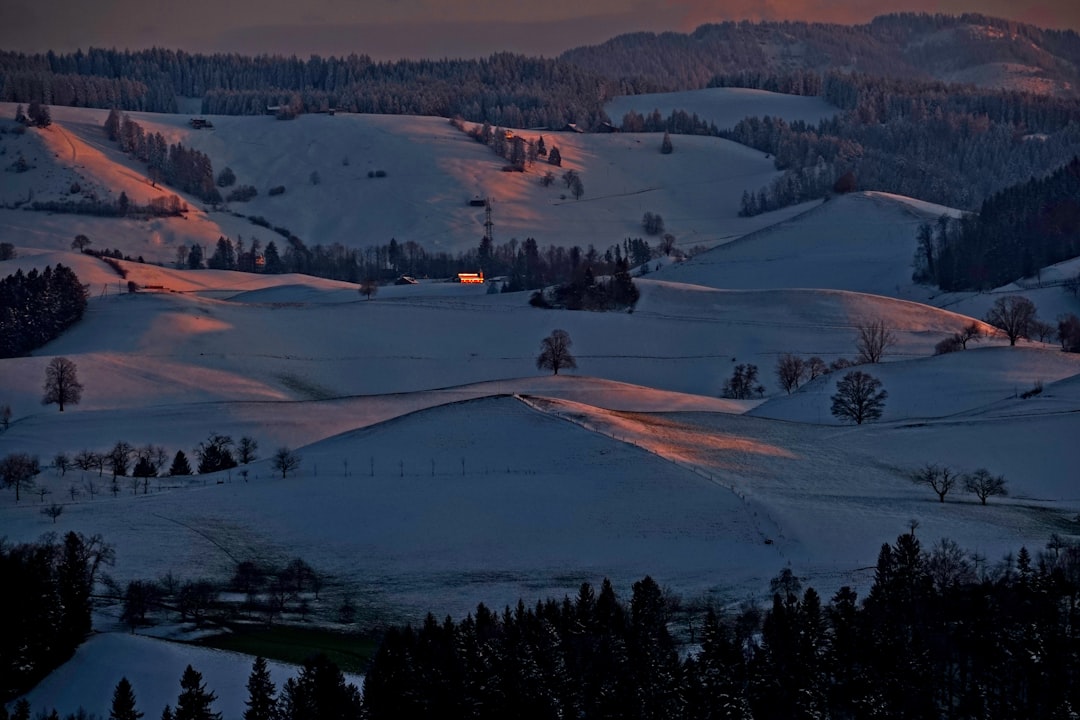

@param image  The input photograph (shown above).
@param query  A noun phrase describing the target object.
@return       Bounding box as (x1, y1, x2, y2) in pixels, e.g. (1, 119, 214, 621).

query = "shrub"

(268, 185, 285, 196)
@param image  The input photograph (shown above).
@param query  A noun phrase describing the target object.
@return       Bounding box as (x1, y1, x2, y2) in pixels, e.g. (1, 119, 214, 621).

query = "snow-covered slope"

(653, 192, 952, 300)
(0, 103, 812, 262)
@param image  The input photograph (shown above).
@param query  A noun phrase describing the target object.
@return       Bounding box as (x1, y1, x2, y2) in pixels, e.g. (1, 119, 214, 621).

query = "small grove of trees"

(985, 295, 1038, 346)
(103, 110, 219, 203)
(911, 463, 1008, 504)
(1, 264, 88, 358)
(0, 532, 113, 701)
(775, 353, 829, 394)
(642, 211, 665, 235)
(934, 322, 983, 355)
(536, 329, 577, 375)
(722, 363, 764, 399)
(538, 258, 640, 311)
(830, 370, 887, 424)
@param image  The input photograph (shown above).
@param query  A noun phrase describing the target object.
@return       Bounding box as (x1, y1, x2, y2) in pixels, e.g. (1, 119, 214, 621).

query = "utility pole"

(484, 199, 494, 246)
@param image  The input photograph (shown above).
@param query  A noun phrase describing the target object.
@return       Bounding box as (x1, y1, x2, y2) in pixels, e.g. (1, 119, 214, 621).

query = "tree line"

(13, 531, 1080, 719)
(914, 156, 1080, 290)
(183, 231, 664, 294)
(0, 532, 113, 701)
(0, 264, 87, 358)
(361, 531, 1080, 719)
(0, 49, 610, 129)
(103, 110, 218, 203)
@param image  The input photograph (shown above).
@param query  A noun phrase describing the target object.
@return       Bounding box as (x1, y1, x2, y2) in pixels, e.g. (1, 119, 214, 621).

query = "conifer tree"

(174, 665, 221, 720)
(243, 656, 277, 720)
(110, 677, 144, 720)
(169, 451, 192, 476)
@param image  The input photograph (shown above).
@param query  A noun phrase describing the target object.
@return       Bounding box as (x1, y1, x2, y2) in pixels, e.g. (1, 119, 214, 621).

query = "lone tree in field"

(42, 356, 83, 411)
(964, 468, 1008, 505)
(912, 463, 959, 503)
(855, 319, 897, 364)
(985, 295, 1037, 346)
(272, 447, 301, 479)
(830, 370, 887, 424)
(537, 329, 577, 375)
(660, 131, 673, 154)
(359, 278, 378, 300)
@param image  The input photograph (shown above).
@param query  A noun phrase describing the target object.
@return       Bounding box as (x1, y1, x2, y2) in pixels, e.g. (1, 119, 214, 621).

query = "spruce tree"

(174, 665, 221, 720)
(243, 656, 277, 720)
(169, 451, 192, 477)
(110, 677, 144, 720)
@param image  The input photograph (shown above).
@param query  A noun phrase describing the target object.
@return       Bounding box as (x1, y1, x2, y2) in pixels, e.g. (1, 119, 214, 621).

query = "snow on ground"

(21, 633, 361, 720)
(0, 103, 817, 263)
(2, 99, 1079, 713)
(750, 345, 1080, 424)
(604, 87, 839, 131)
(652, 192, 949, 301)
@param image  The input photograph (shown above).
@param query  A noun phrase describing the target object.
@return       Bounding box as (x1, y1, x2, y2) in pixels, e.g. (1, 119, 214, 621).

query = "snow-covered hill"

(2, 95, 1079, 716)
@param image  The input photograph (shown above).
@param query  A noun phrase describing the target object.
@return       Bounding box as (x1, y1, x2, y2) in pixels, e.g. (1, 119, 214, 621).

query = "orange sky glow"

(0, 0, 1076, 59)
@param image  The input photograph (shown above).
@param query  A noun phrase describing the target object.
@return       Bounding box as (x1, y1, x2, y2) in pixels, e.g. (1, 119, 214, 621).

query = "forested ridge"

(562, 12, 1080, 95)
(0, 49, 611, 129)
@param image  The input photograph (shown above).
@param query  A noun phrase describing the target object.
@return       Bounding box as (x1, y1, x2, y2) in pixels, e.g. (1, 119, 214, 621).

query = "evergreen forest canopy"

(0, 264, 87, 358)
(10, 531, 1080, 720)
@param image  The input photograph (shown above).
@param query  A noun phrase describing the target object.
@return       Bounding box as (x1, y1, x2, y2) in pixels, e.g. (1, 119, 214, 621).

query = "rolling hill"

(2, 85, 1080, 716)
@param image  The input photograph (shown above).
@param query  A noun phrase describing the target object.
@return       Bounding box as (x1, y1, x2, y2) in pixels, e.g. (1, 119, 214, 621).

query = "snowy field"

(2, 89, 1079, 715)
(604, 87, 839, 131)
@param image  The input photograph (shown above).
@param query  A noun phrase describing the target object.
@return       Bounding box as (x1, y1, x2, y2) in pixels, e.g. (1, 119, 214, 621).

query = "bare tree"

(71, 234, 92, 252)
(855, 319, 897, 364)
(536, 329, 577, 376)
(42, 356, 83, 411)
(985, 295, 1037, 346)
(272, 447, 301, 479)
(570, 175, 585, 200)
(964, 468, 1008, 505)
(42, 503, 64, 523)
(807, 357, 828, 380)
(956, 322, 982, 349)
(1, 452, 40, 501)
(359, 278, 378, 300)
(925, 538, 976, 592)
(830, 370, 887, 424)
(775, 354, 807, 394)
(237, 436, 259, 464)
(1030, 319, 1055, 343)
(911, 463, 959, 503)
(54, 452, 71, 477)
(0, 403, 10, 430)
(107, 441, 134, 479)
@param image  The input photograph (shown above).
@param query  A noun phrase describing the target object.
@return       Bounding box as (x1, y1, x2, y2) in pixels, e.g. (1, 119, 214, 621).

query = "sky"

(0, 0, 1077, 60)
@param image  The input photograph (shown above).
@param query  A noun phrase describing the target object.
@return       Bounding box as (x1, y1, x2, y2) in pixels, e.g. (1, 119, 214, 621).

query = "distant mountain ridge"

(561, 13, 1080, 97)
